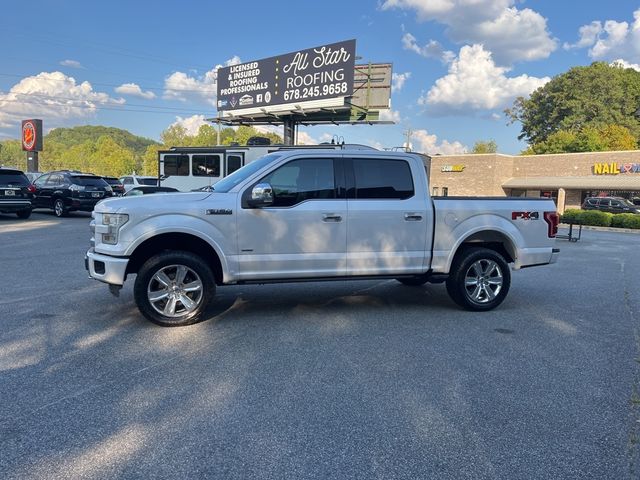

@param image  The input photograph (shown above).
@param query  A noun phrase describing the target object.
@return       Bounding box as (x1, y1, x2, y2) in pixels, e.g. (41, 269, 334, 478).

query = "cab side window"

(260, 158, 335, 207)
(353, 158, 414, 200)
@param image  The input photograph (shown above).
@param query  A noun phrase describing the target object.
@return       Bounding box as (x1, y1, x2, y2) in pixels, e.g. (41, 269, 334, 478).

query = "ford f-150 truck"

(86, 147, 560, 327)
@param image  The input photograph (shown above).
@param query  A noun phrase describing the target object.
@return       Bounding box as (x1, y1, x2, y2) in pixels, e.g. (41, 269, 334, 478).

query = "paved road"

(1, 212, 639, 479)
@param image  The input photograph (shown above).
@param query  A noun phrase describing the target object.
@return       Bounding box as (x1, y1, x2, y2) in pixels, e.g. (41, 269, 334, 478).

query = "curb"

(559, 223, 640, 235)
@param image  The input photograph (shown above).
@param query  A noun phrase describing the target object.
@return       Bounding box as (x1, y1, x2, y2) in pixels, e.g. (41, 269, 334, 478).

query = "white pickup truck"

(86, 147, 560, 326)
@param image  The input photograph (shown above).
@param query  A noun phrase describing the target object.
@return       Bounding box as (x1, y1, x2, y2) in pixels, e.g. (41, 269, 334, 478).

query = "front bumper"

(85, 248, 129, 286)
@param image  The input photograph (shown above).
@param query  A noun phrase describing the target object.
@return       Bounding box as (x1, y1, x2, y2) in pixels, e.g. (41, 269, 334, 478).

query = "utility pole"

(404, 127, 413, 152)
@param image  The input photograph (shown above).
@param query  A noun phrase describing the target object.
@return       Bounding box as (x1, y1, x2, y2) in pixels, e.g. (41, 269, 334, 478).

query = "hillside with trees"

(506, 62, 640, 154)
(0, 124, 283, 176)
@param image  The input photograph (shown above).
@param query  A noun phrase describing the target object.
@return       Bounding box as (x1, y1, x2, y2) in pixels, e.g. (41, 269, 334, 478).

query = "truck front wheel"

(133, 251, 216, 327)
(446, 247, 510, 311)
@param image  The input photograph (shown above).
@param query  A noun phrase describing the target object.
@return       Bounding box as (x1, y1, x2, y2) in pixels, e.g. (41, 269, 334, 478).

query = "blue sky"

(1, 1, 639, 154)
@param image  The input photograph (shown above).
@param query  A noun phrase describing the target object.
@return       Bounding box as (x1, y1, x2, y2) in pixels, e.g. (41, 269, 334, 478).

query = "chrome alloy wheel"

(54, 199, 64, 217)
(147, 264, 204, 318)
(463, 259, 503, 304)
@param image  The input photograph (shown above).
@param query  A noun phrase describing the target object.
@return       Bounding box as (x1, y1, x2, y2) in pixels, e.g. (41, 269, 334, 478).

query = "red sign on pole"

(22, 119, 43, 151)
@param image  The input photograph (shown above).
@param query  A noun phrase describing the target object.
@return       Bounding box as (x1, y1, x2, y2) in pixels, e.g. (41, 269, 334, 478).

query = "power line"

(2, 26, 217, 72)
(4, 92, 212, 114)
(0, 72, 218, 95)
(0, 97, 212, 116)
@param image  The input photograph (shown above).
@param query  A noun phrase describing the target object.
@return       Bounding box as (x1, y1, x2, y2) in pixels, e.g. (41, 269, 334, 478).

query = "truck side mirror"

(248, 182, 274, 207)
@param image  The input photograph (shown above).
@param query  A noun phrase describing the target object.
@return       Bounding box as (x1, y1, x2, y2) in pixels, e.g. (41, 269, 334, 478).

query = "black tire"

(446, 247, 511, 311)
(16, 209, 32, 219)
(53, 198, 67, 217)
(134, 251, 216, 327)
(396, 276, 429, 286)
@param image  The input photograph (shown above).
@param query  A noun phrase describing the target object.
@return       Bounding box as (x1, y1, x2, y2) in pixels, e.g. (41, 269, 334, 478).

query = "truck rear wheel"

(133, 251, 215, 327)
(446, 247, 510, 311)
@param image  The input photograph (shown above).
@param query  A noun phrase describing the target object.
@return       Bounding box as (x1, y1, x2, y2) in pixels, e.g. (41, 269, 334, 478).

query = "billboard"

(217, 39, 356, 113)
(21, 119, 43, 152)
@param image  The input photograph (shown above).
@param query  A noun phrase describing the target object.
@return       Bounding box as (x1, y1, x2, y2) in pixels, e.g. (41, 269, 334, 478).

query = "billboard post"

(21, 119, 43, 172)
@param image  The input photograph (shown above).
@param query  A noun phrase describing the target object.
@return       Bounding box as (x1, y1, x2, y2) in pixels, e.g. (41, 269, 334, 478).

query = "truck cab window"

(353, 159, 414, 199)
(260, 158, 335, 207)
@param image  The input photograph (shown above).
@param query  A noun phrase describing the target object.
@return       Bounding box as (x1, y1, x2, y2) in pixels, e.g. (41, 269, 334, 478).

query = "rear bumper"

(69, 197, 106, 211)
(85, 248, 129, 286)
(0, 200, 31, 213)
(550, 248, 560, 264)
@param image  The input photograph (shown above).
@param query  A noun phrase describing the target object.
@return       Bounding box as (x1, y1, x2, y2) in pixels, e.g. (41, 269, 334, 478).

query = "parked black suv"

(0, 167, 34, 219)
(101, 176, 126, 196)
(582, 196, 640, 214)
(32, 171, 113, 217)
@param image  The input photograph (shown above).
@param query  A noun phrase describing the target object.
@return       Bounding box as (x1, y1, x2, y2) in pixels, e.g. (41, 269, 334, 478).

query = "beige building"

(429, 150, 640, 213)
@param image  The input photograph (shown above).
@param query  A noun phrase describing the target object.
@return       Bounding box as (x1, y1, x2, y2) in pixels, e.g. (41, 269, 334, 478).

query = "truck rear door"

(344, 155, 431, 275)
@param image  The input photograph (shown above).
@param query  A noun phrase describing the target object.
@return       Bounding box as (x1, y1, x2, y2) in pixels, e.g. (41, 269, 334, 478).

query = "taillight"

(544, 211, 559, 238)
(27, 185, 36, 193)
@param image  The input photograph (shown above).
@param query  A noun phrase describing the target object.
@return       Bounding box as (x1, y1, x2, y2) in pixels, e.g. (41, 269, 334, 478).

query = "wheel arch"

(125, 232, 224, 285)
(447, 228, 518, 273)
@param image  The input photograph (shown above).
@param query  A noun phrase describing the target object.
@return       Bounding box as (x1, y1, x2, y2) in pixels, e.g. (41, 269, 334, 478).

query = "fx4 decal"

(512, 211, 540, 220)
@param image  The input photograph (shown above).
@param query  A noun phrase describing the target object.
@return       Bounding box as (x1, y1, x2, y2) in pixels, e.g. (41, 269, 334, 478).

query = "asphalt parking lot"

(1, 211, 639, 479)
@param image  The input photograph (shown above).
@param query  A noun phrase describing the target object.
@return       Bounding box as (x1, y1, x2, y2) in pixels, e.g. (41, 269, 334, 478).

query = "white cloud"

(379, 109, 401, 123)
(409, 129, 467, 155)
(115, 83, 156, 99)
(565, 9, 640, 64)
(382, 0, 556, 64)
(171, 115, 208, 136)
(401, 33, 455, 63)
(0, 71, 124, 129)
(563, 21, 602, 50)
(392, 72, 411, 92)
(296, 131, 318, 145)
(163, 56, 241, 106)
(421, 44, 549, 113)
(254, 124, 283, 138)
(611, 59, 640, 72)
(59, 59, 83, 69)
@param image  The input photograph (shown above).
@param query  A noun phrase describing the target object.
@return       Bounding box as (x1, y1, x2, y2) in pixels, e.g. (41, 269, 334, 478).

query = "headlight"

(101, 213, 128, 244)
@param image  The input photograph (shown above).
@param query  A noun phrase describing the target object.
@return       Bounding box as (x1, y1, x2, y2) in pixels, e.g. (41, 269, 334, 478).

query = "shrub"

(579, 210, 612, 227)
(611, 213, 635, 228)
(622, 215, 640, 229)
(560, 209, 581, 223)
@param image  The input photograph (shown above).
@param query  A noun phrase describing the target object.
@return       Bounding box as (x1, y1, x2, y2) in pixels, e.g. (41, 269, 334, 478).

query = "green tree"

(0, 140, 24, 170)
(192, 124, 218, 146)
(160, 124, 189, 147)
(599, 124, 638, 150)
(526, 124, 638, 154)
(506, 62, 640, 145)
(90, 136, 136, 176)
(472, 140, 497, 153)
(142, 144, 162, 176)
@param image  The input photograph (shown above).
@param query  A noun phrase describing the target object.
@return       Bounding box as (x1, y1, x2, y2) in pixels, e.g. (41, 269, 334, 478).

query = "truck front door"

(236, 156, 347, 280)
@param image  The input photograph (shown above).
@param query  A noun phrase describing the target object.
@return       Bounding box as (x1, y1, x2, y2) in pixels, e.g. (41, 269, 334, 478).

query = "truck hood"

(95, 192, 212, 214)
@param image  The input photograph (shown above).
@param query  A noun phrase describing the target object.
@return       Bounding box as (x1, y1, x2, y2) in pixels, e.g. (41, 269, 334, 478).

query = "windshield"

(213, 153, 284, 193)
(621, 199, 636, 207)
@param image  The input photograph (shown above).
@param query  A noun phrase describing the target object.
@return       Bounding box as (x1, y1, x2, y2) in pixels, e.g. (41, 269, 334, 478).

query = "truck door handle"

(404, 213, 423, 221)
(322, 213, 342, 222)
